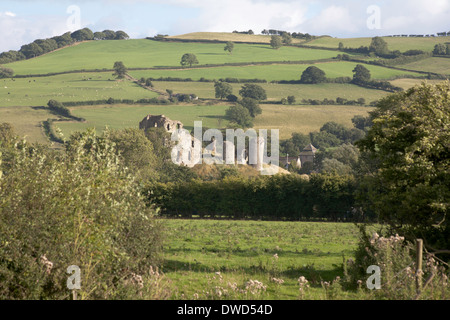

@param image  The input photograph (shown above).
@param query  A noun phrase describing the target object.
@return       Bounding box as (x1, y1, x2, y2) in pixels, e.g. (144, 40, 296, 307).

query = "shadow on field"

(163, 258, 343, 285)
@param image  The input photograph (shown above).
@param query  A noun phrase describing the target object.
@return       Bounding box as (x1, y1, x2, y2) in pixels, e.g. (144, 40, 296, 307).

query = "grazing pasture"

(0, 73, 158, 107)
(130, 61, 423, 83)
(6, 40, 341, 76)
(306, 35, 450, 52)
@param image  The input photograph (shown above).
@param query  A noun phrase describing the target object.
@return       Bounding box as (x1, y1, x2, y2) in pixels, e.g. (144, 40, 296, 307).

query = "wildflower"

(130, 272, 144, 289)
(273, 253, 279, 259)
(40, 255, 53, 275)
(271, 277, 284, 285)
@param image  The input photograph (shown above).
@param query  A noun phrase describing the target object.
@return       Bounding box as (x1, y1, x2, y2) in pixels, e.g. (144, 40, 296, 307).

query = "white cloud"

(4, 11, 17, 17)
(305, 5, 358, 34)
(169, 0, 308, 34)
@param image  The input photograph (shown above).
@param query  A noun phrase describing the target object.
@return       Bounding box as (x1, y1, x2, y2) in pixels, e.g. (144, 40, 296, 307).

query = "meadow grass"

(0, 106, 52, 144)
(53, 102, 373, 142)
(390, 78, 448, 90)
(254, 104, 374, 140)
(152, 81, 390, 102)
(307, 36, 450, 52)
(130, 61, 422, 82)
(0, 72, 158, 107)
(167, 32, 304, 44)
(55, 103, 231, 139)
(6, 40, 340, 76)
(160, 219, 370, 300)
(399, 57, 450, 74)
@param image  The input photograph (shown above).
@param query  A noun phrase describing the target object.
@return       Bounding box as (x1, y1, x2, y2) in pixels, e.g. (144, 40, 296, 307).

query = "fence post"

(416, 239, 423, 293)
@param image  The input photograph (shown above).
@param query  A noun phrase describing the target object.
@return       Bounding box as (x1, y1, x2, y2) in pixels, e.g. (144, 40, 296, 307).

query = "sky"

(0, 0, 449, 52)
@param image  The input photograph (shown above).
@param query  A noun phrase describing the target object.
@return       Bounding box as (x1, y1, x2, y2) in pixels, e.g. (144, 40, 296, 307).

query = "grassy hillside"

(0, 72, 158, 107)
(130, 61, 423, 82)
(307, 35, 450, 52)
(1, 32, 447, 145)
(254, 104, 373, 140)
(167, 32, 303, 44)
(6, 39, 340, 76)
(55, 104, 231, 138)
(152, 81, 390, 102)
(399, 57, 450, 74)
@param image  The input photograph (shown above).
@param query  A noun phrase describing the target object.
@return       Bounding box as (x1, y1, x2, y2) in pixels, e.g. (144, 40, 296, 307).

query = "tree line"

(0, 28, 129, 64)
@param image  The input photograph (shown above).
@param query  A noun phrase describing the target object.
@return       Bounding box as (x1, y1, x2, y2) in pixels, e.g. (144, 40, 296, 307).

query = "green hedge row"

(61, 97, 171, 107)
(147, 173, 371, 221)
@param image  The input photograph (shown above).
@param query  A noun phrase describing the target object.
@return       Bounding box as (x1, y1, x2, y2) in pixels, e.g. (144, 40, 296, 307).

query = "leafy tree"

(321, 158, 353, 175)
(34, 39, 58, 53)
(20, 42, 43, 59)
(338, 42, 344, 50)
(0, 50, 25, 64)
(270, 35, 283, 49)
(239, 84, 267, 101)
(52, 32, 74, 48)
(0, 123, 15, 146)
(310, 131, 341, 149)
(433, 43, 447, 55)
(0, 67, 13, 78)
(224, 41, 234, 54)
(352, 64, 371, 83)
(320, 121, 348, 141)
(107, 128, 158, 183)
(282, 32, 292, 45)
(356, 81, 450, 249)
(287, 96, 296, 105)
(102, 30, 117, 40)
(227, 94, 238, 102)
(238, 97, 262, 118)
(71, 28, 94, 42)
(226, 104, 254, 128)
(180, 53, 199, 67)
(300, 66, 327, 84)
(369, 36, 389, 56)
(94, 31, 106, 40)
(281, 132, 310, 156)
(113, 61, 127, 79)
(145, 78, 154, 87)
(115, 31, 129, 40)
(214, 81, 233, 100)
(47, 99, 71, 118)
(352, 115, 372, 132)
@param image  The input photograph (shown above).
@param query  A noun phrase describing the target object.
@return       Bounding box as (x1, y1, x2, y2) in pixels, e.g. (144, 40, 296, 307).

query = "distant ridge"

(166, 32, 304, 44)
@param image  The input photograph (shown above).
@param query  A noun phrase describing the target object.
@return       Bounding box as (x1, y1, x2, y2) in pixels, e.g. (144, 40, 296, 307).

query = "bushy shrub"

(0, 129, 164, 299)
(344, 226, 450, 300)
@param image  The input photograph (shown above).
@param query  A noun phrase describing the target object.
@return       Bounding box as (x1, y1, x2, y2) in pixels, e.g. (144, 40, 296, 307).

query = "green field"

(52, 103, 372, 142)
(399, 57, 450, 74)
(255, 104, 373, 140)
(167, 32, 304, 44)
(0, 106, 51, 144)
(0, 72, 158, 107)
(55, 104, 230, 138)
(130, 61, 422, 82)
(307, 36, 450, 52)
(161, 219, 375, 299)
(152, 81, 390, 102)
(6, 40, 341, 76)
(390, 78, 448, 90)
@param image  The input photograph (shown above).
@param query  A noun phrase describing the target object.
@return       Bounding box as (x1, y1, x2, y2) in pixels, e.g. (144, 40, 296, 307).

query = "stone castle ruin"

(139, 114, 183, 133)
(139, 114, 270, 172)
